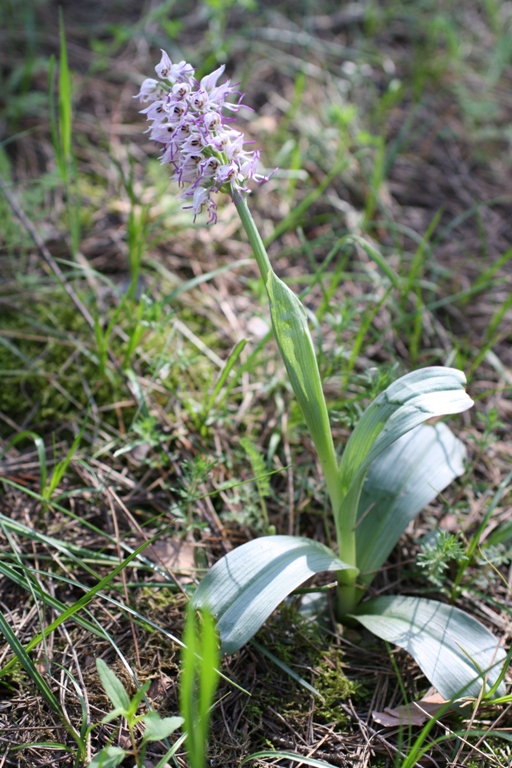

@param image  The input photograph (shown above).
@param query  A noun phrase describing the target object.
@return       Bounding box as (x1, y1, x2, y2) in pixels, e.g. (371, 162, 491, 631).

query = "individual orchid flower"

(135, 79, 166, 103)
(198, 65, 242, 111)
(155, 50, 194, 83)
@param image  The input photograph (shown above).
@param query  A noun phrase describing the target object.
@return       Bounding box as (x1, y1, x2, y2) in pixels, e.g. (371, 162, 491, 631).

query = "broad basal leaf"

(266, 271, 340, 508)
(356, 423, 466, 587)
(335, 367, 472, 561)
(191, 536, 351, 654)
(354, 595, 506, 701)
(339, 368, 472, 491)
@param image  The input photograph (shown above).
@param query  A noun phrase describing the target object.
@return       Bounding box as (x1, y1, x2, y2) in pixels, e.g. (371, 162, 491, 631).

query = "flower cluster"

(137, 51, 267, 223)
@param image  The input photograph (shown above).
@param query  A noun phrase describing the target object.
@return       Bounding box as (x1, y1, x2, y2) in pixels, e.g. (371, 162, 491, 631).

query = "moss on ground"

(238, 603, 365, 739)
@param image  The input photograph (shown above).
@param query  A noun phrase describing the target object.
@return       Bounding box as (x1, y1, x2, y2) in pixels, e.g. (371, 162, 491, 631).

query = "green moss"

(241, 603, 365, 734)
(136, 586, 182, 613)
(313, 648, 363, 723)
(0, 300, 130, 433)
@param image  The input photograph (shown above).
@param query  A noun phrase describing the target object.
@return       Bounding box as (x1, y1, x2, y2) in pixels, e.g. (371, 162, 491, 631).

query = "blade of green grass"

(0, 560, 109, 640)
(0, 533, 162, 678)
(0, 429, 48, 493)
(58, 8, 71, 173)
(264, 155, 349, 247)
(346, 285, 392, 373)
(205, 337, 246, 414)
(468, 289, 512, 377)
(162, 259, 252, 305)
(250, 639, 323, 699)
(44, 414, 88, 500)
(180, 606, 219, 768)
(0, 609, 82, 751)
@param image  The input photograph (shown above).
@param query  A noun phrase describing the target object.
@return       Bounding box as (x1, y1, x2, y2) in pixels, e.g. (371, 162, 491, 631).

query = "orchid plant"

(138, 53, 506, 704)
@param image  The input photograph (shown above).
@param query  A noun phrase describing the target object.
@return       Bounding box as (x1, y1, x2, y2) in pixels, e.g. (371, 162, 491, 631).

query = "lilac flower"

(137, 50, 271, 223)
(155, 51, 194, 82)
(135, 79, 166, 104)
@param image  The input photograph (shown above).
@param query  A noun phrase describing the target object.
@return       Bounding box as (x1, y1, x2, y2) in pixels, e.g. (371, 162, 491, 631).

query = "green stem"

(335, 581, 358, 618)
(129, 722, 141, 767)
(233, 192, 271, 283)
(334, 480, 364, 616)
(336, 513, 358, 617)
(235, 192, 362, 616)
(234, 191, 341, 514)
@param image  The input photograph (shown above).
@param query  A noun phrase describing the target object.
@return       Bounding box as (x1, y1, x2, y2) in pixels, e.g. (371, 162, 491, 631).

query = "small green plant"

(42, 417, 88, 503)
(91, 658, 184, 768)
(180, 605, 220, 768)
(48, 11, 80, 257)
(88, 606, 219, 768)
(417, 530, 468, 589)
(239, 436, 275, 534)
(175, 455, 219, 529)
(93, 284, 146, 377)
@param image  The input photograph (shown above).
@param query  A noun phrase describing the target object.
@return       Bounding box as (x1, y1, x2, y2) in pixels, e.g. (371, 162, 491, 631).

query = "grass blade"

(250, 639, 323, 699)
(0, 533, 162, 677)
(58, 8, 72, 169)
(180, 605, 219, 768)
(0, 608, 62, 715)
(205, 337, 246, 413)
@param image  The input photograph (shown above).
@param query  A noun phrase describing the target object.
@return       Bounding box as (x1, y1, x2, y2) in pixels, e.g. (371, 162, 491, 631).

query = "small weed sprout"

(417, 530, 468, 589)
(91, 658, 184, 768)
(240, 436, 275, 534)
(177, 456, 219, 529)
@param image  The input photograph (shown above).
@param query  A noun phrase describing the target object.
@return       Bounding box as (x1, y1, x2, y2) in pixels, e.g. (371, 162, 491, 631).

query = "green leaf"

(336, 367, 472, 566)
(0, 531, 161, 678)
(354, 595, 506, 701)
(154, 733, 188, 768)
(250, 639, 322, 698)
(340, 368, 471, 490)
(162, 258, 252, 305)
(100, 707, 126, 724)
(0, 429, 47, 495)
(205, 338, 246, 413)
(240, 437, 270, 498)
(9, 741, 73, 753)
(87, 746, 126, 768)
(356, 423, 466, 587)
(45, 414, 87, 499)
(266, 271, 340, 509)
(192, 535, 352, 654)
(96, 658, 130, 712)
(58, 9, 72, 166)
(197, 611, 219, 744)
(142, 712, 184, 742)
(127, 679, 152, 719)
